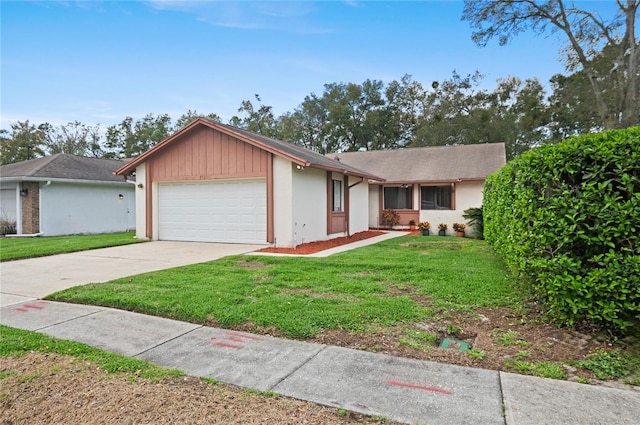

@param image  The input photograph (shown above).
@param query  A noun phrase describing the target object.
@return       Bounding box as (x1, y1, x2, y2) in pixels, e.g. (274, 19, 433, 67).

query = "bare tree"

(463, 0, 639, 128)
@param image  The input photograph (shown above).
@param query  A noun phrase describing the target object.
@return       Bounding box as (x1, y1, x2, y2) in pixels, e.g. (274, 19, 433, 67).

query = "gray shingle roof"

(0, 154, 130, 182)
(331, 143, 506, 183)
(218, 123, 383, 180)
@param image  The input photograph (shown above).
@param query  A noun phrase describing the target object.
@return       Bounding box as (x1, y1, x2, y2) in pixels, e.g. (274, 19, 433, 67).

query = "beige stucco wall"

(292, 166, 328, 246)
(272, 156, 294, 247)
(454, 180, 484, 211)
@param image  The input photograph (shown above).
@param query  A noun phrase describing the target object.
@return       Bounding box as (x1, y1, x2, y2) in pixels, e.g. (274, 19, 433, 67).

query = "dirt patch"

(236, 260, 268, 269)
(308, 307, 639, 391)
(1, 353, 400, 425)
(257, 231, 386, 255)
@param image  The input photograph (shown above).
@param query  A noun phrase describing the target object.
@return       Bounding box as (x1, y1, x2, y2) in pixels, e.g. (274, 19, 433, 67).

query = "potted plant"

(381, 209, 400, 229)
(437, 223, 447, 236)
(453, 223, 466, 237)
(409, 219, 417, 230)
(418, 221, 430, 236)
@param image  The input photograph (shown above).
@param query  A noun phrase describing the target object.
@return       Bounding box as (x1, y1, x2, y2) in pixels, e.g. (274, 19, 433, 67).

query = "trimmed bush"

(483, 127, 640, 335)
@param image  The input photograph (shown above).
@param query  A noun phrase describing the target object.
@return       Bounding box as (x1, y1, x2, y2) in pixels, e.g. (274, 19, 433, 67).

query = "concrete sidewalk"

(2, 300, 638, 425)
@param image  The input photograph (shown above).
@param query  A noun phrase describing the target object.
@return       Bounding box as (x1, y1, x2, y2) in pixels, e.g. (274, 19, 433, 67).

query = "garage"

(158, 179, 267, 244)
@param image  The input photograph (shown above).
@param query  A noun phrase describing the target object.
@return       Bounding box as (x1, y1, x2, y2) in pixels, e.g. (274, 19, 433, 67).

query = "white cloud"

(144, 0, 333, 34)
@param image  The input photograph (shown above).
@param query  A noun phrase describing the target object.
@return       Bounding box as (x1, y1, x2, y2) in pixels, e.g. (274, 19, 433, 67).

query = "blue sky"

(1, 1, 618, 132)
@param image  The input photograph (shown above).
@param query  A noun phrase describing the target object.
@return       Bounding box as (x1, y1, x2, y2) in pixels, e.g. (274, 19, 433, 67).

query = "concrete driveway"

(0, 241, 264, 307)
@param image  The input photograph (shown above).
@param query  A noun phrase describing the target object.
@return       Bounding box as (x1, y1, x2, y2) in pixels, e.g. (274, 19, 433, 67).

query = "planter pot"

(421, 229, 430, 236)
(456, 231, 465, 237)
(438, 230, 446, 236)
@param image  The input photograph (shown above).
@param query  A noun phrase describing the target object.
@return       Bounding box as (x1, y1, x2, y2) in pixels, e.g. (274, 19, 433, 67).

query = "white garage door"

(158, 180, 267, 244)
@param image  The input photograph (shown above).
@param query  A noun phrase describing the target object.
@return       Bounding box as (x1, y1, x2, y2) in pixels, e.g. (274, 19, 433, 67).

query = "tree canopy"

(463, 0, 639, 129)
(2, 2, 637, 164)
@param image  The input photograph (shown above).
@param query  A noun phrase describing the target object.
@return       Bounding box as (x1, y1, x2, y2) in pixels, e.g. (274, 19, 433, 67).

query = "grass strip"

(0, 232, 145, 261)
(0, 325, 182, 382)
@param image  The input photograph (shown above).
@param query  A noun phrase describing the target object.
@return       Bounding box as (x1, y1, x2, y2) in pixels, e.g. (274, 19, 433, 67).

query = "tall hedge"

(483, 127, 640, 335)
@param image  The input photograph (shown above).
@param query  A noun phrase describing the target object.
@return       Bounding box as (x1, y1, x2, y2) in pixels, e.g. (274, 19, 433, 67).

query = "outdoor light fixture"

(296, 165, 305, 170)
(118, 194, 124, 200)
(401, 184, 409, 189)
(19, 188, 28, 197)
(137, 183, 144, 189)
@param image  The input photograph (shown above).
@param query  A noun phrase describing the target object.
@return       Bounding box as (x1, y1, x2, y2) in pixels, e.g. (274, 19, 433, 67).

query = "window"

(421, 186, 452, 210)
(383, 186, 413, 209)
(332, 180, 342, 212)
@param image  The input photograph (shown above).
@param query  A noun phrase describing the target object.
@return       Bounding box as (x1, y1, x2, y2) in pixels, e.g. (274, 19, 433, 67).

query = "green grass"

(398, 329, 438, 351)
(504, 359, 568, 380)
(493, 329, 531, 346)
(574, 349, 636, 380)
(47, 237, 525, 338)
(0, 232, 145, 261)
(0, 325, 182, 382)
(467, 348, 486, 360)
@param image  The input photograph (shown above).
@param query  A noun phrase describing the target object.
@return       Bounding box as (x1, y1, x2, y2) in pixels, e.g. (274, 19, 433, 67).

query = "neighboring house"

(0, 154, 135, 236)
(114, 119, 382, 248)
(332, 143, 506, 234)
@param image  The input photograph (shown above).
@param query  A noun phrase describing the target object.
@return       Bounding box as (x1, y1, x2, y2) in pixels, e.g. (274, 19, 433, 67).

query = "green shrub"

(462, 207, 484, 239)
(483, 127, 640, 335)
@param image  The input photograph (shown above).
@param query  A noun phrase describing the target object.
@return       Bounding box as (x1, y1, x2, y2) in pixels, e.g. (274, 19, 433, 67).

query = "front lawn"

(44, 235, 640, 385)
(47, 237, 522, 338)
(0, 232, 145, 261)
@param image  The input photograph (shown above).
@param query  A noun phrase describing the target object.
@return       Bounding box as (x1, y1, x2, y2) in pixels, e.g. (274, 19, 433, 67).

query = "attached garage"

(115, 119, 382, 248)
(157, 179, 266, 244)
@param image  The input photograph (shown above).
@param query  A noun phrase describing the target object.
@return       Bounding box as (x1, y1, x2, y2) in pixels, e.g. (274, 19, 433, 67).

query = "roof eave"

(0, 176, 132, 185)
(370, 177, 487, 185)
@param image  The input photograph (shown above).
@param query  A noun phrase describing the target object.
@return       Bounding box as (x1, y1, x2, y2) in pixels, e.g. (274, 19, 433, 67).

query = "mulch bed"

(257, 230, 387, 255)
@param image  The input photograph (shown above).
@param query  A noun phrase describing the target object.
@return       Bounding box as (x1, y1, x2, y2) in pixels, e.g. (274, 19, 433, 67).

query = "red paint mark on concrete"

(225, 331, 262, 341)
(14, 301, 49, 313)
(23, 303, 46, 310)
(211, 339, 243, 349)
(385, 379, 453, 396)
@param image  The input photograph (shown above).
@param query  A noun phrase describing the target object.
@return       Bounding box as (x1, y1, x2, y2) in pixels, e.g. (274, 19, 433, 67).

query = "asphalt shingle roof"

(0, 154, 129, 182)
(331, 143, 506, 183)
(218, 123, 383, 180)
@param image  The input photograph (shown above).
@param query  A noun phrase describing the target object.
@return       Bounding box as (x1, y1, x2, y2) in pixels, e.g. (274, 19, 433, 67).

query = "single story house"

(331, 143, 506, 235)
(114, 119, 383, 248)
(0, 154, 135, 236)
